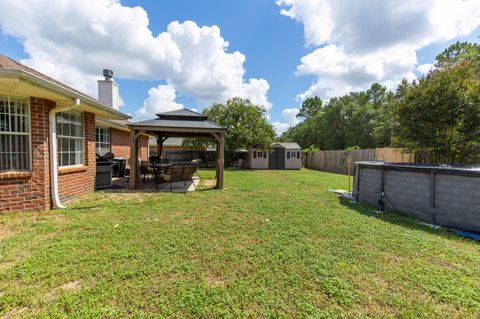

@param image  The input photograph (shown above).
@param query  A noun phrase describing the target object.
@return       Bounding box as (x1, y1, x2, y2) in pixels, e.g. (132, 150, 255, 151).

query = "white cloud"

(0, 0, 271, 112)
(272, 122, 291, 136)
(277, 0, 480, 100)
(416, 63, 434, 76)
(135, 85, 183, 121)
(282, 108, 300, 126)
(272, 107, 300, 135)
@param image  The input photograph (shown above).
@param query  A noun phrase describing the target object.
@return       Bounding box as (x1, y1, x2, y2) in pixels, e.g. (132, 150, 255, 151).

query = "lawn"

(1, 169, 479, 318)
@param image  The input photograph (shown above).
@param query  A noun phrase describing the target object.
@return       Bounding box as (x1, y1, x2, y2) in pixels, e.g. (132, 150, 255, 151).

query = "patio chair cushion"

(162, 164, 198, 183)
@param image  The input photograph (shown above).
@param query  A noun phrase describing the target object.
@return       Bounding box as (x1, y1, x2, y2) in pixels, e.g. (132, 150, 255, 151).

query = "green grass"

(1, 169, 479, 318)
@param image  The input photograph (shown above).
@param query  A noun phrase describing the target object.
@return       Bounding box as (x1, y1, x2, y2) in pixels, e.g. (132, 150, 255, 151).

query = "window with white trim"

(57, 111, 84, 167)
(0, 95, 30, 171)
(95, 126, 110, 156)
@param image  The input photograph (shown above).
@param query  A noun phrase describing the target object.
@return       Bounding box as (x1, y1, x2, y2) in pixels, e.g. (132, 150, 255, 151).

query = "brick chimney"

(98, 69, 120, 110)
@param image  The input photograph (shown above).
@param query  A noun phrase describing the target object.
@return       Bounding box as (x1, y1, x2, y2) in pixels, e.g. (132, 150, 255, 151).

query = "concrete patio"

(99, 176, 202, 193)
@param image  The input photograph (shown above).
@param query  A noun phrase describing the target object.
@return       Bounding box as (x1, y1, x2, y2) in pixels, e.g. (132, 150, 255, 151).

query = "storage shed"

(248, 142, 302, 170)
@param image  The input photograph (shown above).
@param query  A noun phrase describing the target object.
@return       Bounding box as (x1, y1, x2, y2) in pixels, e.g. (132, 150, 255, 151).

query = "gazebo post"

(129, 129, 138, 189)
(215, 132, 225, 189)
(157, 134, 163, 159)
(129, 129, 144, 189)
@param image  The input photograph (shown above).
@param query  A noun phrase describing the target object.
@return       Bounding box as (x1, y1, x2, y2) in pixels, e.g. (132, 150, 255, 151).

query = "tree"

(187, 98, 275, 163)
(435, 41, 479, 68)
(393, 59, 480, 163)
(297, 96, 323, 118)
(281, 84, 394, 150)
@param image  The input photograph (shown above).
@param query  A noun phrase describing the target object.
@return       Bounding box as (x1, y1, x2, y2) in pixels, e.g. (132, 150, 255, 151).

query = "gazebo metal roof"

(128, 109, 225, 136)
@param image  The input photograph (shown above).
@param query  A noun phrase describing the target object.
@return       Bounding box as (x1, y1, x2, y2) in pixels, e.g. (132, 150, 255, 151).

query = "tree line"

(280, 41, 480, 163)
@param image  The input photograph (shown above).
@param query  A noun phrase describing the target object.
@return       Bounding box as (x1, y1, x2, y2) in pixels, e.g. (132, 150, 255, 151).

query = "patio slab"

(99, 176, 200, 193)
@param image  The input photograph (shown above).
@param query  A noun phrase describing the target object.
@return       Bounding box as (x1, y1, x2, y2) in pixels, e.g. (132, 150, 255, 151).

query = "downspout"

(49, 98, 81, 209)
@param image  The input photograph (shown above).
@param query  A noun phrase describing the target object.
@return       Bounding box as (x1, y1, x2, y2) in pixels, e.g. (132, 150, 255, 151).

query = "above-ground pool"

(353, 162, 480, 233)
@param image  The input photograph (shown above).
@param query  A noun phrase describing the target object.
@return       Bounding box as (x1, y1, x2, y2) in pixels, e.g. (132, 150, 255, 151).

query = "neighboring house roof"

(131, 108, 225, 131)
(272, 142, 302, 149)
(0, 54, 129, 120)
(149, 136, 184, 146)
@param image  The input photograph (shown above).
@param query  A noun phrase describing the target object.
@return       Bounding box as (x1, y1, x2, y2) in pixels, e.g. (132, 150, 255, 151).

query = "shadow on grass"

(337, 197, 465, 242)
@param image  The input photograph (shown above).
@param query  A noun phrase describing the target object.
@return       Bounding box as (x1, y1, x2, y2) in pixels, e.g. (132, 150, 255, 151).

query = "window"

(253, 151, 257, 159)
(292, 152, 296, 158)
(287, 151, 290, 159)
(297, 151, 300, 159)
(95, 126, 110, 156)
(0, 96, 30, 171)
(57, 111, 84, 167)
(263, 151, 267, 159)
(257, 151, 263, 158)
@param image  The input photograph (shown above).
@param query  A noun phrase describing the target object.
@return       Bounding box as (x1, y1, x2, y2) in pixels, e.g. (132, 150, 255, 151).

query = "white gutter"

(49, 98, 81, 209)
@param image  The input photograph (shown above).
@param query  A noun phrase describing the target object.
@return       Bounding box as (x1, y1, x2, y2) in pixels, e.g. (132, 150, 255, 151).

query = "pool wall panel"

(353, 162, 480, 233)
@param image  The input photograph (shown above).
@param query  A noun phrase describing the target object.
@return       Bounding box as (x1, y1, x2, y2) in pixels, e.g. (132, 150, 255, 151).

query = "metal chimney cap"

(103, 69, 113, 81)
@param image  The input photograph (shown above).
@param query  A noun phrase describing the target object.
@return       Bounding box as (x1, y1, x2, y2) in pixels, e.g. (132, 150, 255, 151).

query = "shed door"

(276, 148, 285, 169)
(269, 149, 277, 169)
(269, 147, 285, 169)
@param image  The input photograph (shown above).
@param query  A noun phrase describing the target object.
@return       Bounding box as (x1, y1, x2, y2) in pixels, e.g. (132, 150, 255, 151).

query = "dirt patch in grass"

(235, 238, 263, 250)
(205, 270, 226, 288)
(1, 306, 28, 319)
(0, 227, 15, 240)
(200, 179, 216, 188)
(44, 281, 82, 301)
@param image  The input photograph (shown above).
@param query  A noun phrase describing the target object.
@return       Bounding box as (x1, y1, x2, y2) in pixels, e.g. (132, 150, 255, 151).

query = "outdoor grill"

(95, 152, 114, 189)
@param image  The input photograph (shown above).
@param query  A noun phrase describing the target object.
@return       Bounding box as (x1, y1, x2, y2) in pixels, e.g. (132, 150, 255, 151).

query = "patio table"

(150, 163, 172, 189)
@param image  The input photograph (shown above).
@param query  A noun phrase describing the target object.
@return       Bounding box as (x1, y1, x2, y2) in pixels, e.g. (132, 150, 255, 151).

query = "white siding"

(248, 148, 269, 169)
(98, 80, 120, 110)
(285, 149, 302, 169)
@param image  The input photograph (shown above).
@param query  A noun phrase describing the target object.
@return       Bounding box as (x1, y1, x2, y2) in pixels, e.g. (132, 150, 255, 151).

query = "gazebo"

(127, 109, 226, 189)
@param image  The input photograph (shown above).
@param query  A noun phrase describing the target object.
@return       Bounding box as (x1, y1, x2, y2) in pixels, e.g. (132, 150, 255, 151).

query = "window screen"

(0, 95, 30, 171)
(57, 111, 84, 166)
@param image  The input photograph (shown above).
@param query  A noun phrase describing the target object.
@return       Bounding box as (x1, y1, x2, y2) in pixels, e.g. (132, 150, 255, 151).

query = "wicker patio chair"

(160, 164, 197, 192)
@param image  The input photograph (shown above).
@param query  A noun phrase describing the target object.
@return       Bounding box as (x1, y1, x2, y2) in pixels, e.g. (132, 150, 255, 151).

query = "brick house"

(0, 54, 131, 212)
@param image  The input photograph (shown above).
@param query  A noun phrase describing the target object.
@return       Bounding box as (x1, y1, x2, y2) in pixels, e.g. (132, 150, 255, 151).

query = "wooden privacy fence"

(302, 148, 415, 175)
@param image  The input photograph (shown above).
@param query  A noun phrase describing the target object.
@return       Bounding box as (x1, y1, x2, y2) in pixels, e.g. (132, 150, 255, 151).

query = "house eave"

(0, 69, 130, 120)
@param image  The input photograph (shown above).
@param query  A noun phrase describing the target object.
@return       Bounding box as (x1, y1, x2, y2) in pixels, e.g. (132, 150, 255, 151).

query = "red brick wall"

(0, 97, 54, 212)
(140, 135, 148, 160)
(0, 97, 98, 213)
(110, 128, 148, 164)
(57, 111, 96, 203)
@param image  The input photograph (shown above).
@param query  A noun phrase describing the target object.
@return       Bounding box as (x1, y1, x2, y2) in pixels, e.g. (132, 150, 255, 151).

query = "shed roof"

(272, 142, 301, 149)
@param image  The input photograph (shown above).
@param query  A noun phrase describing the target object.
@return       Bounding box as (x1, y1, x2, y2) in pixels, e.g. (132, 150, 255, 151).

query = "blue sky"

(1, 0, 479, 134)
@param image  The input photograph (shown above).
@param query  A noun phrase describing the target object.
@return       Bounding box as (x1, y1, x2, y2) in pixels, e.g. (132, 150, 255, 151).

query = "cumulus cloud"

(277, 0, 480, 100)
(272, 107, 300, 135)
(416, 63, 434, 76)
(135, 85, 183, 121)
(272, 122, 291, 136)
(0, 0, 271, 112)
